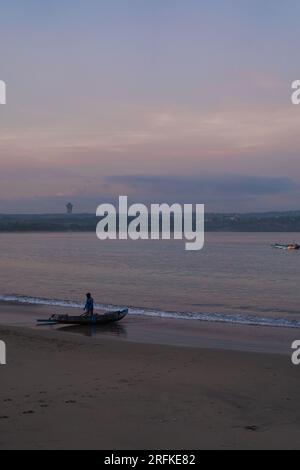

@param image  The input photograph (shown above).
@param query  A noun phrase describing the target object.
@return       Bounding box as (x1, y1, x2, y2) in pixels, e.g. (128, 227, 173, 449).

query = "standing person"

(83, 292, 94, 317)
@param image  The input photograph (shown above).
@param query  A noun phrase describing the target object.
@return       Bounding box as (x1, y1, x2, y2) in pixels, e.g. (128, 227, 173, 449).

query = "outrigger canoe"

(272, 243, 300, 251)
(37, 308, 128, 326)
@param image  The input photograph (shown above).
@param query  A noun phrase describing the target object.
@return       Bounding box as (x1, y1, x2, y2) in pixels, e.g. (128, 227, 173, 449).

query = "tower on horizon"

(66, 202, 73, 214)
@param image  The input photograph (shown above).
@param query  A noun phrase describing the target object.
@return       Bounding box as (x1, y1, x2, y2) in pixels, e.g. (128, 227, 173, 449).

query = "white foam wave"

(0, 294, 300, 329)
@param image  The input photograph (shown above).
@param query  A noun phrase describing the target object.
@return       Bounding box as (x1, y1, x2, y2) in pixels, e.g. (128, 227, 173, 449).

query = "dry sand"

(0, 304, 300, 449)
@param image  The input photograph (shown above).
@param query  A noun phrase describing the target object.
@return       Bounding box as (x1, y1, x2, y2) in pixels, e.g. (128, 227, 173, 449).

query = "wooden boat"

(37, 308, 128, 325)
(272, 243, 300, 251)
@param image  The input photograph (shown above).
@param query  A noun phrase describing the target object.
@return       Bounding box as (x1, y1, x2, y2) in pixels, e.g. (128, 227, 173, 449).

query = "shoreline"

(1, 292, 300, 330)
(0, 302, 298, 355)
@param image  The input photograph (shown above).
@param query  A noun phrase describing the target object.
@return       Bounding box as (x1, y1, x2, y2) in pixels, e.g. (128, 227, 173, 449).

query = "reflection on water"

(58, 322, 127, 338)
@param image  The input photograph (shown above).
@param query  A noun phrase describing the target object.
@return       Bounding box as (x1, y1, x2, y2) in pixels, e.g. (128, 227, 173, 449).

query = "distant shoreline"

(1, 211, 300, 232)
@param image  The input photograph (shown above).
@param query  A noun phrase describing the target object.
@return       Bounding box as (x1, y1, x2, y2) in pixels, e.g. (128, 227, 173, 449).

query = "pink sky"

(1, 1, 300, 212)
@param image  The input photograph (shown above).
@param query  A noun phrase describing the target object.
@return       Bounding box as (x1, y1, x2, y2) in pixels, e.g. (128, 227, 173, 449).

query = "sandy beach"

(0, 303, 300, 450)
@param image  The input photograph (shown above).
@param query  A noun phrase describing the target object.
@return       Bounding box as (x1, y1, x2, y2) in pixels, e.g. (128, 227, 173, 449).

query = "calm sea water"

(0, 232, 300, 328)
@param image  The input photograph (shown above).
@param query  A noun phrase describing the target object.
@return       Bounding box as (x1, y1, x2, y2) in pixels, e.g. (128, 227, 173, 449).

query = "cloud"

(106, 174, 299, 198)
(100, 174, 300, 212)
(0, 174, 299, 214)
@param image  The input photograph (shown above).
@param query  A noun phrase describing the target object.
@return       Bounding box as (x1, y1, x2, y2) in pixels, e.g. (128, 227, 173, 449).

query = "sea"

(0, 232, 300, 329)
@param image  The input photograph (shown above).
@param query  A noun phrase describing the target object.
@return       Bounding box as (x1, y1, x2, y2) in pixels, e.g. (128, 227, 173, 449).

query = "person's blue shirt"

(84, 296, 94, 314)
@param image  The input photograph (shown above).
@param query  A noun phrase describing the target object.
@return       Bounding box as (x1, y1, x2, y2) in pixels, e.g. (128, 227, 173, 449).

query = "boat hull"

(38, 308, 128, 325)
(272, 244, 300, 250)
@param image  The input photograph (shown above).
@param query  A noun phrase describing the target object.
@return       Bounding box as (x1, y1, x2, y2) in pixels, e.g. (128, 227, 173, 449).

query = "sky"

(1, 0, 300, 213)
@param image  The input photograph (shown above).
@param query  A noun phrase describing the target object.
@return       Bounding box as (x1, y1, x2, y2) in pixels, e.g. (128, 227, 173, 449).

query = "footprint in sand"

(245, 425, 259, 432)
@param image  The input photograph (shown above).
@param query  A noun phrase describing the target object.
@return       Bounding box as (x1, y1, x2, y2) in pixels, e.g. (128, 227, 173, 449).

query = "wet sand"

(0, 301, 298, 354)
(0, 303, 300, 449)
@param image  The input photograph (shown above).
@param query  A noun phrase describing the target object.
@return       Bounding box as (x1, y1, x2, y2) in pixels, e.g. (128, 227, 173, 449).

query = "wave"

(0, 294, 300, 329)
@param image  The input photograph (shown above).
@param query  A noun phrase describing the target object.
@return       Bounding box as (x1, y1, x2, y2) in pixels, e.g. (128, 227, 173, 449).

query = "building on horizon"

(66, 202, 73, 214)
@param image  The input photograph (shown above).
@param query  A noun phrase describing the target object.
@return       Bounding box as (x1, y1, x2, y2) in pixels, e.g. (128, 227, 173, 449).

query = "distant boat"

(272, 243, 300, 251)
(37, 308, 128, 325)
